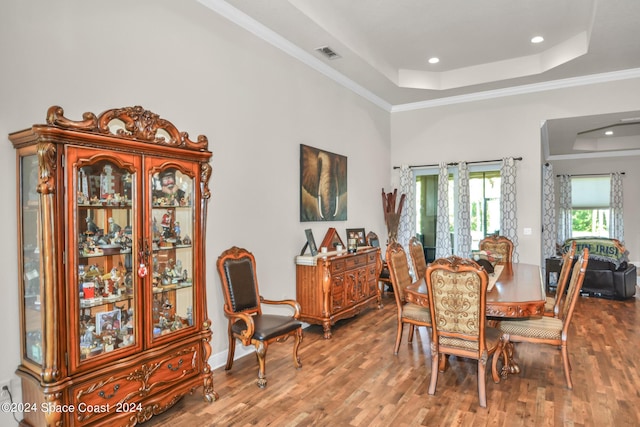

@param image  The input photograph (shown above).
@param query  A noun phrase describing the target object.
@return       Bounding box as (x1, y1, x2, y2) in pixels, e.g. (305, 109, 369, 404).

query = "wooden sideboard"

(295, 247, 382, 338)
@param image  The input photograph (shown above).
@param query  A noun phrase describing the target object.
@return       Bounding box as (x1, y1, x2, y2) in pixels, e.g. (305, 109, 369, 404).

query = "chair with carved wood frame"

(479, 235, 514, 263)
(367, 231, 392, 294)
(216, 246, 303, 388)
(386, 242, 431, 354)
(544, 241, 576, 317)
(425, 256, 505, 408)
(498, 248, 589, 390)
(408, 236, 428, 281)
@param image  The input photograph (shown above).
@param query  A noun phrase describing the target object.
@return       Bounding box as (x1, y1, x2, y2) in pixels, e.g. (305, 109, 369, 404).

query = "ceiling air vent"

(315, 46, 341, 60)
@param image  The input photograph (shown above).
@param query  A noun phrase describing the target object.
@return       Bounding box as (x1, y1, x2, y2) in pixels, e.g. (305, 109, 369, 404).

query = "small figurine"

(77, 191, 88, 205)
(108, 218, 122, 238)
(82, 325, 95, 345)
(85, 217, 99, 234)
(161, 210, 173, 237)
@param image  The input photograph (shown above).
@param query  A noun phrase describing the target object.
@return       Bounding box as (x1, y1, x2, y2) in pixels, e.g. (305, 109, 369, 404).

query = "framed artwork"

(300, 144, 347, 222)
(346, 228, 366, 246)
(320, 227, 345, 250)
(96, 308, 122, 334)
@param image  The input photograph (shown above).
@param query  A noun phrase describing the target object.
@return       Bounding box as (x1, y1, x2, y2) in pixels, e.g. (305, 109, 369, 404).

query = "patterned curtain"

(435, 162, 452, 258)
(610, 172, 624, 242)
(541, 163, 557, 260)
(557, 175, 572, 244)
(500, 157, 519, 262)
(456, 162, 472, 257)
(397, 165, 416, 248)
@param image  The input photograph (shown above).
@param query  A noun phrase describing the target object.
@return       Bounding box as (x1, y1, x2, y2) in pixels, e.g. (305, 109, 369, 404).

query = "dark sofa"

(579, 258, 636, 299)
(563, 237, 637, 299)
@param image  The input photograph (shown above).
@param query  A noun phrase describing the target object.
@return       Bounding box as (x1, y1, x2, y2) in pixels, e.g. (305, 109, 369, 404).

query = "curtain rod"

(393, 157, 522, 170)
(555, 172, 625, 177)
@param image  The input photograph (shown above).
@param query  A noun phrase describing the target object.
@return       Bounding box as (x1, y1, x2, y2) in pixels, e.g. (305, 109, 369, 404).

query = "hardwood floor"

(145, 289, 640, 426)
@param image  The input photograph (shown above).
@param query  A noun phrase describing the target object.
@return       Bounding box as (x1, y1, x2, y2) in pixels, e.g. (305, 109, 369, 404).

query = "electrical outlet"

(0, 380, 11, 402)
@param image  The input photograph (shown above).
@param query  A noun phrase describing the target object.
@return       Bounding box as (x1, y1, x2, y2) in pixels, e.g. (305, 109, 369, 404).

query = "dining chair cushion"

(438, 326, 502, 352)
(402, 303, 431, 323)
(231, 314, 302, 341)
(498, 316, 562, 340)
(544, 296, 555, 312)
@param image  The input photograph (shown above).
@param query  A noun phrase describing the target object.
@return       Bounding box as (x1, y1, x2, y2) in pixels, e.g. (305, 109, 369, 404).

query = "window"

(469, 171, 501, 248)
(415, 166, 501, 253)
(571, 176, 610, 238)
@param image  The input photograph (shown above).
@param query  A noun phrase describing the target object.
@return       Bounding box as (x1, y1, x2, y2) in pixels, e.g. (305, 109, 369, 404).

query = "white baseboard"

(210, 346, 254, 370)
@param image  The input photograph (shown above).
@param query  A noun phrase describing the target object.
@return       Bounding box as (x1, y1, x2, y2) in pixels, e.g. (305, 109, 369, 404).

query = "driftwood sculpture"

(382, 188, 406, 243)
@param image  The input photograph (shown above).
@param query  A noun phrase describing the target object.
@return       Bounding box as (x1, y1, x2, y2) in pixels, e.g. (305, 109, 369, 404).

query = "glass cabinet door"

(20, 152, 43, 365)
(71, 151, 140, 365)
(149, 165, 195, 341)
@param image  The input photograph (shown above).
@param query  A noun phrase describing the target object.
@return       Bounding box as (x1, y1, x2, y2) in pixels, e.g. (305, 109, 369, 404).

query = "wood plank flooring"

(145, 289, 640, 426)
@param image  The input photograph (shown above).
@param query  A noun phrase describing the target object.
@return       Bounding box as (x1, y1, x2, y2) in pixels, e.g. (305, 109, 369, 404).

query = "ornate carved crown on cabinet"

(10, 106, 217, 427)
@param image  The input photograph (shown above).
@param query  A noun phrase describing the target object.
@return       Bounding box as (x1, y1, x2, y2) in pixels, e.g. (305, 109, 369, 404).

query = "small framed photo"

(96, 308, 122, 334)
(346, 228, 366, 246)
(304, 228, 318, 256)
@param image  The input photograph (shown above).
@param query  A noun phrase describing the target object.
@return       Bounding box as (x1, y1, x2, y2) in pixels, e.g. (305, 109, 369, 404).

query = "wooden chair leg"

(491, 348, 501, 384)
(393, 322, 404, 355)
(428, 345, 439, 396)
(561, 341, 573, 390)
(407, 324, 415, 343)
(254, 340, 267, 388)
(225, 331, 236, 370)
(292, 328, 303, 368)
(477, 359, 487, 408)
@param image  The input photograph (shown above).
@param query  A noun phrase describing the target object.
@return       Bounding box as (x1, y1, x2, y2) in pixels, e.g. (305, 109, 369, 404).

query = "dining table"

(404, 262, 546, 379)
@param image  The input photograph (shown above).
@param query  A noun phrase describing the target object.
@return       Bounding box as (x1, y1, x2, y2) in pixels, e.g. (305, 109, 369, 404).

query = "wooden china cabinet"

(10, 106, 217, 427)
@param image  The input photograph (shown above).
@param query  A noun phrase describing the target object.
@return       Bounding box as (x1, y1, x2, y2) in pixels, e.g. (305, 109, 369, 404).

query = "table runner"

(488, 264, 504, 291)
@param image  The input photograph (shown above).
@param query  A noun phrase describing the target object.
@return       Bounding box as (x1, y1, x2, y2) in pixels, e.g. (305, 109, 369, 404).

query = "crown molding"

(392, 68, 640, 113)
(547, 148, 640, 161)
(199, 1, 640, 114)
(197, 0, 392, 112)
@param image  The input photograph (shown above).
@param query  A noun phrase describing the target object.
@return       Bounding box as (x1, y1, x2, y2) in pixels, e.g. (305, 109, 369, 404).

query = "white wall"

(390, 79, 640, 265)
(0, 0, 390, 403)
(2, 0, 640, 412)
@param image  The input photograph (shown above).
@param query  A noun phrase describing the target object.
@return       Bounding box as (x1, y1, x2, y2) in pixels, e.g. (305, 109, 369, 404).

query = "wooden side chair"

(216, 246, 303, 388)
(408, 236, 428, 281)
(498, 248, 589, 390)
(425, 256, 505, 408)
(479, 235, 514, 263)
(544, 241, 576, 317)
(367, 231, 393, 294)
(386, 242, 432, 354)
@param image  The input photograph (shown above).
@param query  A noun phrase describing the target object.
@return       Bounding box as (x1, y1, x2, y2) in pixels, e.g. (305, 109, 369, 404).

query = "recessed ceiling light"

(428, 57, 439, 64)
(605, 130, 614, 136)
(531, 36, 544, 44)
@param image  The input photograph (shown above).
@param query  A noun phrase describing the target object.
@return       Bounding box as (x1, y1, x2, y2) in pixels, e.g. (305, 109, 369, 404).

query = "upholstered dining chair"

(367, 231, 393, 294)
(386, 242, 432, 355)
(479, 235, 514, 263)
(544, 241, 576, 317)
(216, 246, 303, 388)
(408, 236, 428, 281)
(425, 256, 505, 408)
(497, 248, 589, 390)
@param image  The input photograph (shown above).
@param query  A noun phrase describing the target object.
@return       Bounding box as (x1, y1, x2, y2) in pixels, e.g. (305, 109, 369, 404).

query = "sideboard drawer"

(345, 254, 367, 269)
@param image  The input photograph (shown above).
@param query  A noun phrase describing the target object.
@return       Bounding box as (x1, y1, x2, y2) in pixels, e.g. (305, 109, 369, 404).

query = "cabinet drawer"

(71, 344, 199, 425)
(365, 251, 377, 264)
(71, 371, 143, 425)
(331, 258, 346, 273)
(147, 345, 199, 384)
(345, 254, 367, 270)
